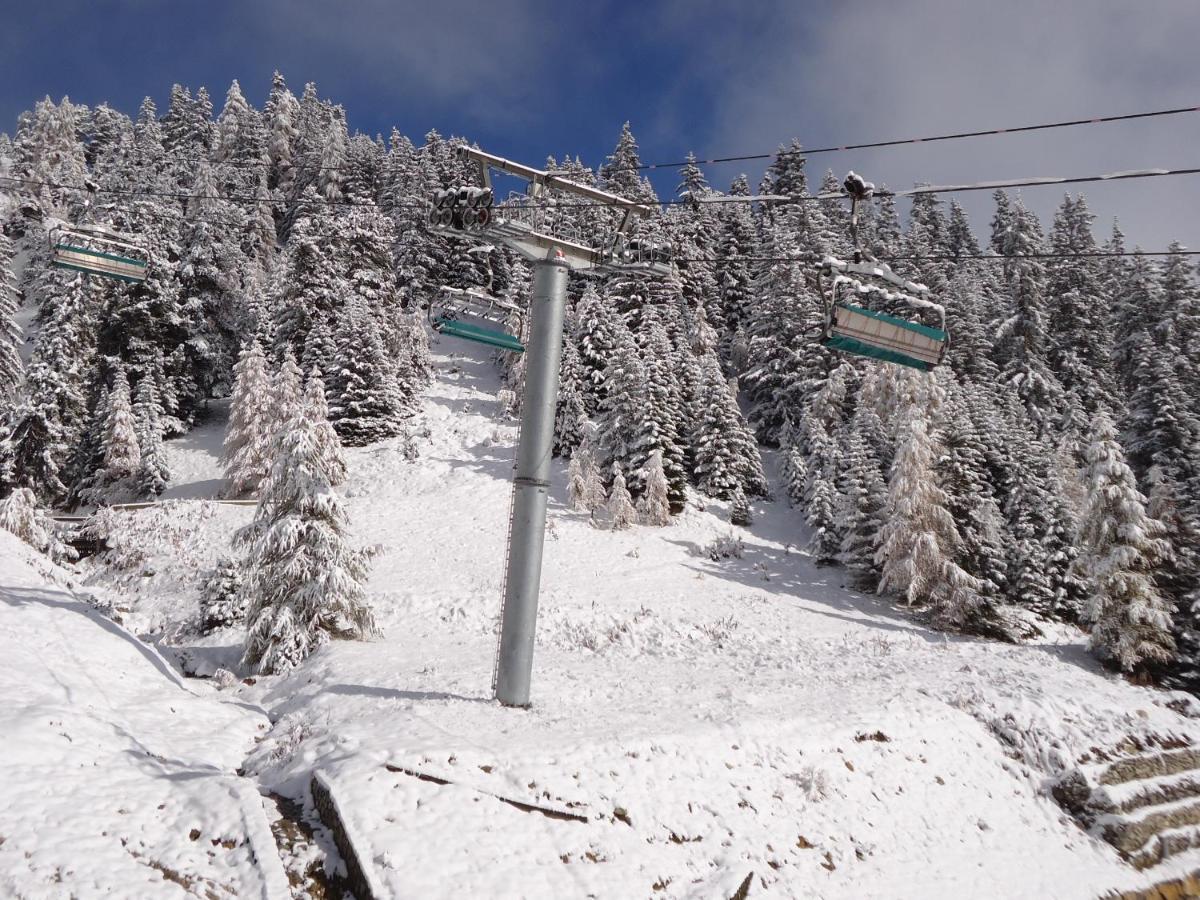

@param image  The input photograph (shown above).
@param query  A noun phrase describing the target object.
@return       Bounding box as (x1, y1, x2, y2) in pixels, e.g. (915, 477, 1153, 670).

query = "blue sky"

(3, 0, 1199, 248)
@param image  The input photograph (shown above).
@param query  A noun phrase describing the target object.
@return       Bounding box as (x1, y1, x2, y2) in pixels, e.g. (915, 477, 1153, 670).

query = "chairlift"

(429, 285, 525, 353)
(815, 172, 948, 370)
(610, 234, 672, 272)
(48, 223, 148, 284)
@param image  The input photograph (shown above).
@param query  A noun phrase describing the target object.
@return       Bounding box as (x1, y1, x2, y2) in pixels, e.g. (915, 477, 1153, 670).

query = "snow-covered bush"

(0, 487, 74, 562)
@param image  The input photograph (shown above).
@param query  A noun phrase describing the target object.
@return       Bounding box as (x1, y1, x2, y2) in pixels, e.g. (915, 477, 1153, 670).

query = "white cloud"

(699, 0, 1200, 248)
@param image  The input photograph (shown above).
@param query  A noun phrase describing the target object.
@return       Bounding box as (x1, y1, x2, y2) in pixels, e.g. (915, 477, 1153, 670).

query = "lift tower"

(429, 146, 670, 707)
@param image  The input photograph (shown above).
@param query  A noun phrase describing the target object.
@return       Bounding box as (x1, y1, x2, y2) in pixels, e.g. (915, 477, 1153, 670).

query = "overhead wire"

(6, 162, 1200, 214)
(619, 103, 1200, 173)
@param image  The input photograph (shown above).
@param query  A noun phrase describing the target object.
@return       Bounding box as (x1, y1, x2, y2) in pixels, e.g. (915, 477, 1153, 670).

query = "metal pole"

(494, 250, 569, 707)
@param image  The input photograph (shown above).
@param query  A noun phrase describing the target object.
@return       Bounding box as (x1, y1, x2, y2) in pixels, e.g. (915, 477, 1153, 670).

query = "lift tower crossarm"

(458, 146, 654, 215)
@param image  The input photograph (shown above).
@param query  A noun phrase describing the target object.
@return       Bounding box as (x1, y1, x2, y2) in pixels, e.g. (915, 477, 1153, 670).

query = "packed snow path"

(0, 533, 287, 899)
(68, 339, 1200, 898)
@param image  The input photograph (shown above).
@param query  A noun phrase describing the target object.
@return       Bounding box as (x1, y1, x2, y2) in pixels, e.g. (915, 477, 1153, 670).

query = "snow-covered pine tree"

(239, 405, 375, 674)
(731, 487, 752, 527)
(936, 380, 1009, 599)
(716, 174, 757, 366)
(305, 367, 347, 487)
(265, 71, 301, 196)
(554, 337, 588, 458)
(222, 341, 275, 497)
(133, 371, 168, 496)
(273, 349, 304, 430)
(1076, 411, 1175, 678)
(1, 271, 95, 502)
(875, 373, 1007, 639)
(200, 555, 246, 631)
(837, 419, 888, 588)
(1045, 195, 1117, 418)
(636, 449, 672, 526)
(0, 230, 23, 398)
(327, 297, 408, 446)
(94, 366, 142, 499)
(692, 355, 766, 500)
(567, 454, 590, 512)
(992, 196, 1065, 436)
(574, 283, 621, 412)
(598, 122, 658, 205)
(598, 326, 655, 495)
(605, 467, 637, 530)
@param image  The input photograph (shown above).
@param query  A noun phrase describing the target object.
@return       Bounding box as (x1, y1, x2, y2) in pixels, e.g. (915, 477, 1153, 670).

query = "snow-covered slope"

(0, 530, 287, 899)
(58, 340, 1200, 897)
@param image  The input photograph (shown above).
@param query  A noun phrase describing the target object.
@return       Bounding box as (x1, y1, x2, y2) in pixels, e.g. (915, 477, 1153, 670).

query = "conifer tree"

(305, 367, 346, 487)
(273, 350, 304, 429)
(605, 468, 637, 530)
(133, 372, 168, 496)
(876, 375, 1006, 638)
(96, 366, 142, 495)
(598, 327, 655, 494)
(0, 230, 23, 399)
(637, 449, 672, 526)
(201, 556, 246, 631)
(992, 197, 1065, 435)
(731, 487, 752, 527)
(574, 283, 621, 411)
(554, 338, 589, 458)
(239, 404, 375, 674)
(222, 341, 274, 497)
(567, 454, 590, 512)
(1077, 412, 1175, 677)
(2, 272, 94, 502)
(837, 421, 888, 588)
(327, 298, 408, 446)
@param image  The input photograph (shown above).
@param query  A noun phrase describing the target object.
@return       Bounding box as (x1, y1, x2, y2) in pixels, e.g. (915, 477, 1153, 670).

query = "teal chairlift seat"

(818, 257, 948, 371)
(430, 286, 525, 354)
(49, 224, 148, 284)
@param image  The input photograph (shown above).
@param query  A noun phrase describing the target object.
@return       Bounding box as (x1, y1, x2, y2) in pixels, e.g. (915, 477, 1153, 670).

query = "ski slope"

(0, 531, 287, 899)
(49, 337, 1200, 897)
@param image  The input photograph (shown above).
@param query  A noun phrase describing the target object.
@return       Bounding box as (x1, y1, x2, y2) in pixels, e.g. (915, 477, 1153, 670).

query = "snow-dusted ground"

(0, 532, 287, 899)
(16, 336, 1200, 897)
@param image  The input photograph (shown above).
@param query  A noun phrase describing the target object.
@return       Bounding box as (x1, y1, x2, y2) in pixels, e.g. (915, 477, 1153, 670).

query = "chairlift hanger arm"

(457, 146, 654, 216)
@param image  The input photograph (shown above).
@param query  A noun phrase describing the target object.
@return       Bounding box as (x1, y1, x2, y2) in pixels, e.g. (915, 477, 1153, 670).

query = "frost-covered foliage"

(239, 399, 375, 675)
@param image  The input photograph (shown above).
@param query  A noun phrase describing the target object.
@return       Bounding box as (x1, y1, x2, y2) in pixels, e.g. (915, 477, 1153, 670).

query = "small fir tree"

(605, 468, 637, 530)
(200, 555, 246, 631)
(730, 487, 752, 528)
(637, 449, 672, 526)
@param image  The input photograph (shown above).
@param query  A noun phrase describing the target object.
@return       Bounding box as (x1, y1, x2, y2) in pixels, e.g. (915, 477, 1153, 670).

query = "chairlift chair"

(429, 285, 525, 353)
(48, 223, 148, 284)
(818, 258, 948, 370)
(814, 172, 948, 371)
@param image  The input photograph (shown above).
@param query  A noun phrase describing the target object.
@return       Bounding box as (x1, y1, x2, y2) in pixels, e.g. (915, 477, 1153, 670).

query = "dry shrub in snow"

(705, 532, 744, 562)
